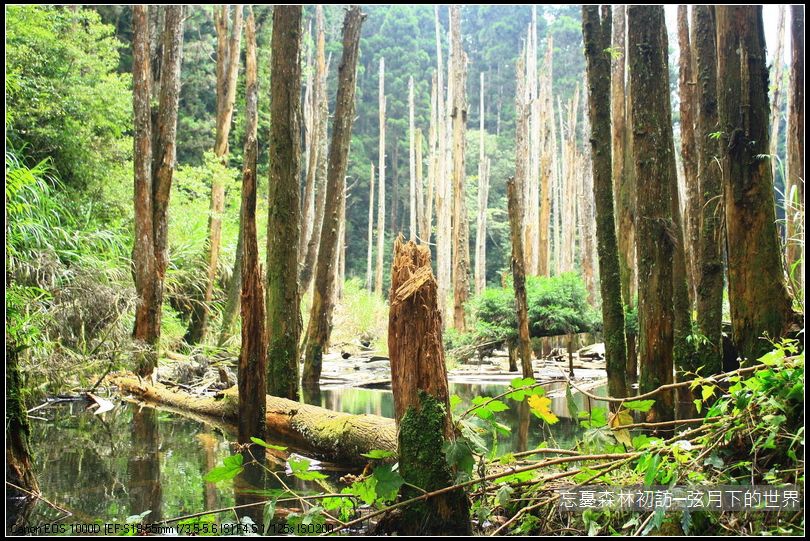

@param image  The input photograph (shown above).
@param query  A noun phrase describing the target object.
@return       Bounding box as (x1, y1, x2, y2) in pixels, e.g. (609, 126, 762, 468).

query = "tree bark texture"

(628, 5, 675, 422)
(507, 178, 534, 380)
(715, 6, 796, 361)
(303, 6, 365, 385)
(237, 10, 266, 447)
(582, 5, 627, 398)
(266, 5, 303, 399)
(388, 236, 471, 535)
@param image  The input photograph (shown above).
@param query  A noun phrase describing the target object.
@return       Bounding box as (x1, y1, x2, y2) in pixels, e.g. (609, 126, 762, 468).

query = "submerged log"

(109, 375, 396, 465)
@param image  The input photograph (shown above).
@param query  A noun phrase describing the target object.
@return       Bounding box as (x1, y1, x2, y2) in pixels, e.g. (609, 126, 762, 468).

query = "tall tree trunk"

(435, 7, 451, 321)
(515, 52, 529, 272)
(692, 5, 724, 376)
(424, 71, 438, 245)
(408, 76, 417, 241)
(562, 89, 580, 273)
(450, 5, 470, 332)
(785, 6, 804, 289)
(299, 7, 326, 271)
(526, 7, 540, 275)
(237, 10, 266, 447)
(768, 6, 786, 189)
(133, 6, 183, 377)
(298, 37, 330, 294)
(507, 179, 534, 379)
(303, 6, 365, 385)
(715, 6, 796, 362)
(475, 71, 488, 294)
(374, 57, 386, 297)
(387, 237, 470, 534)
(677, 5, 700, 307)
(186, 6, 243, 345)
(415, 128, 425, 242)
(266, 5, 303, 400)
(582, 5, 627, 399)
(538, 37, 554, 277)
(628, 5, 675, 421)
(366, 164, 375, 291)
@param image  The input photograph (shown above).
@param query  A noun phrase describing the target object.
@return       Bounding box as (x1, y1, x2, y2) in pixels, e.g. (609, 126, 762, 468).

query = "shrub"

(468, 272, 600, 345)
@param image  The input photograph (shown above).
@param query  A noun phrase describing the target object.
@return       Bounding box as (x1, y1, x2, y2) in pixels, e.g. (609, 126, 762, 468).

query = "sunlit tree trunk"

(475, 71, 489, 294)
(299, 7, 326, 273)
(525, 7, 540, 274)
(692, 5, 723, 376)
(507, 178, 534, 379)
(298, 17, 330, 295)
(583, 5, 627, 398)
(266, 5, 303, 400)
(538, 37, 554, 277)
(366, 164, 375, 291)
(434, 7, 451, 322)
(715, 6, 796, 362)
(677, 5, 699, 306)
(237, 10, 266, 446)
(374, 57, 386, 297)
(302, 6, 364, 385)
(450, 5, 470, 332)
(628, 5, 675, 421)
(785, 6, 804, 288)
(186, 6, 243, 345)
(408, 76, 417, 241)
(768, 6, 786, 189)
(132, 6, 183, 377)
(424, 72, 438, 245)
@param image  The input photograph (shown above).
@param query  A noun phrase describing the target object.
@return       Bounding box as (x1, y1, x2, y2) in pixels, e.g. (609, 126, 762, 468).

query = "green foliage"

(202, 453, 244, 483)
(468, 272, 600, 345)
(6, 5, 132, 190)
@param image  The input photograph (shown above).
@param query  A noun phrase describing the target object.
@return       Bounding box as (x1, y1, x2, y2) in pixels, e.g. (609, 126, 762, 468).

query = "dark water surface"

(23, 380, 605, 529)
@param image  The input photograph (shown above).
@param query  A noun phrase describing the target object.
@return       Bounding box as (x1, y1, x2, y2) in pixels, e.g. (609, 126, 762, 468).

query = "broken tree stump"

(388, 235, 471, 535)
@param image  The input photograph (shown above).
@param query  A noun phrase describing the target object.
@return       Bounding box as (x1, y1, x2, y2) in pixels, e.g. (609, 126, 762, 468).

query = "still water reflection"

(25, 381, 604, 527)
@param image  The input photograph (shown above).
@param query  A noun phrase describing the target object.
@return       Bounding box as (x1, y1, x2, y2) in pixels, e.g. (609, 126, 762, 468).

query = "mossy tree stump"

(388, 236, 470, 535)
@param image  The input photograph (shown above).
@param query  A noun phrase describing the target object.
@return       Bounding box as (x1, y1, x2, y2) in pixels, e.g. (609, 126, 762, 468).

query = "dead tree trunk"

(408, 76, 417, 241)
(628, 5, 675, 422)
(769, 6, 787, 190)
(299, 6, 326, 273)
(582, 5, 628, 398)
(303, 6, 365, 385)
(424, 72, 438, 245)
(434, 7, 452, 322)
(507, 179, 534, 379)
(715, 6, 796, 362)
(366, 164, 375, 291)
(538, 37, 554, 277)
(298, 36, 330, 294)
(786, 6, 804, 288)
(692, 5, 724, 376)
(132, 6, 184, 377)
(450, 6, 470, 332)
(186, 6, 243, 345)
(611, 6, 637, 383)
(677, 5, 699, 306)
(265, 5, 303, 400)
(237, 10, 266, 447)
(475, 71, 489, 294)
(374, 57, 386, 297)
(388, 237, 471, 535)
(415, 128, 425, 242)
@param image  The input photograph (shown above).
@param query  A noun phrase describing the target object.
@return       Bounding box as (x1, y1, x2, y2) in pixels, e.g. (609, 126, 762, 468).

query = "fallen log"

(109, 374, 397, 465)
